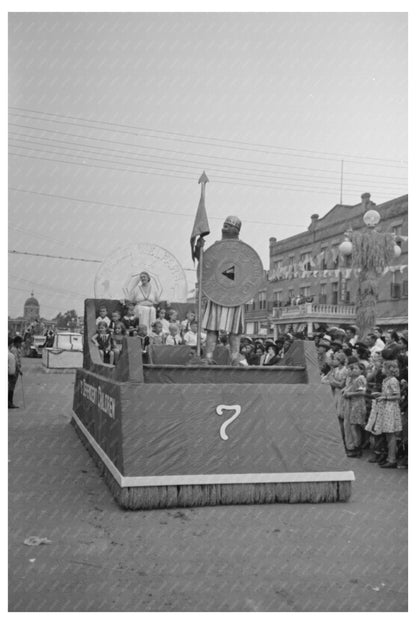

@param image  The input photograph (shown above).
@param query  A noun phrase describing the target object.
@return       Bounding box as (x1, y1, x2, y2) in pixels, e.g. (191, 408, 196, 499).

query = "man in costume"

(202, 215, 244, 364)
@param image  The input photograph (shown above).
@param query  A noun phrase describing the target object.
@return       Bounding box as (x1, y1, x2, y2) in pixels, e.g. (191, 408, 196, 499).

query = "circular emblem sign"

(202, 240, 264, 306)
(94, 244, 188, 302)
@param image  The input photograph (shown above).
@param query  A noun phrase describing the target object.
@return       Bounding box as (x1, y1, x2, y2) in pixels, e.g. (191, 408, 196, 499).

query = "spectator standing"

(366, 360, 402, 468)
(340, 357, 367, 457)
(8, 338, 19, 409)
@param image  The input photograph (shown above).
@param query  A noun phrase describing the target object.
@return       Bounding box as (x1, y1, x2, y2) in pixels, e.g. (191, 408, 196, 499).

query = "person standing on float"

(202, 215, 244, 364)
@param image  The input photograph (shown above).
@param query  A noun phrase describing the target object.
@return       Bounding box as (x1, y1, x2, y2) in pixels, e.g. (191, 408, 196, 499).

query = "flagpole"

(190, 171, 209, 359)
(196, 240, 204, 358)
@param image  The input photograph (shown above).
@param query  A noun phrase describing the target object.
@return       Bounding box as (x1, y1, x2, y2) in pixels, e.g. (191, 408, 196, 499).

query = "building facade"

(244, 193, 408, 338)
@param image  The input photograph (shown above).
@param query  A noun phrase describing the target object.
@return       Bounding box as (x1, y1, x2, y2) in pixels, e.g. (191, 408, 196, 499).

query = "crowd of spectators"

(317, 325, 408, 470)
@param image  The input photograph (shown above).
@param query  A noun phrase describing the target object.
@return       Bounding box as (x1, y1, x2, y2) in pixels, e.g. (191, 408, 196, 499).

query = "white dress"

(129, 282, 159, 332)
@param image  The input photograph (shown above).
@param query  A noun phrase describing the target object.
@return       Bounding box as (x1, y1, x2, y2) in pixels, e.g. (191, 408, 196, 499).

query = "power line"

(8, 186, 309, 228)
(9, 122, 407, 181)
(9, 249, 101, 263)
(9, 133, 406, 192)
(8, 106, 408, 166)
(9, 273, 90, 299)
(8, 248, 197, 273)
(10, 150, 397, 199)
(11, 141, 371, 193)
(9, 222, 102, 259)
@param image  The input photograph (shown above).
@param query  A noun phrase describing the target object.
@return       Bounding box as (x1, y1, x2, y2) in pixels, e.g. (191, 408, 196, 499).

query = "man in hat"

(317, 337, 332, 374)
(202, 215, 245, 364)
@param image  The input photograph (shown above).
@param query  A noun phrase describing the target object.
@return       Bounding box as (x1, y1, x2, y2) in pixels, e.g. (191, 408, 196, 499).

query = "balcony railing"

(272, 302, 356, 319)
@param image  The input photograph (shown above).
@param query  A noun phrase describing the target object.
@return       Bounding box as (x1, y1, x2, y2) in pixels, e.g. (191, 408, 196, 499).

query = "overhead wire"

(8, 107, 408, 166)
(8, 249, 197, 272)
(8, 132, 407, 192)
(9, 122, 407, 182)
(9, 149, 406, 199)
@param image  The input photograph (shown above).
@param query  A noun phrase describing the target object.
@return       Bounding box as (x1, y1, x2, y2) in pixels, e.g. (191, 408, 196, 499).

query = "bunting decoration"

(268, 264, 407, 282)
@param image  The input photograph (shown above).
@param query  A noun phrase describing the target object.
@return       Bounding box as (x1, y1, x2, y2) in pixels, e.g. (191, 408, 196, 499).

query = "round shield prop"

(201, 240, 264, 306)
(94, 243, 188, 302)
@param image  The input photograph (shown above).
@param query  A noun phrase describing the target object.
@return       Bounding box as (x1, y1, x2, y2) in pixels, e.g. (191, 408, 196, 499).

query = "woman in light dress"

(127, 271, 161, 333)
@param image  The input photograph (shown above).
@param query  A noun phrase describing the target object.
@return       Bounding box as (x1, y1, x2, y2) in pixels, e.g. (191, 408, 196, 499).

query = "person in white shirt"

(183, 320, 206, 348)
(366, 333, 384, 360)
(165, 324, 183, 346)
(96, 305, 111, 328)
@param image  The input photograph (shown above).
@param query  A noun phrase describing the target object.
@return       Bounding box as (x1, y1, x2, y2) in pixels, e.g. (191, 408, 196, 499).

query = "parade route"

(8, 358, 407, 612)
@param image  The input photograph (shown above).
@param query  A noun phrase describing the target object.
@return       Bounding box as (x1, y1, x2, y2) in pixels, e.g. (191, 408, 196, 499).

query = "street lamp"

(339, 208, 401, 339)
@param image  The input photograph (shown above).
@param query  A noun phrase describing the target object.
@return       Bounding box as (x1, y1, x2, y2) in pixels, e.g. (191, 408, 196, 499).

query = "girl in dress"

(91, 321, 114, 365)
(366, 360, 402, 468)
(112, 322, 125, 364)
(340, 357, 367, 457)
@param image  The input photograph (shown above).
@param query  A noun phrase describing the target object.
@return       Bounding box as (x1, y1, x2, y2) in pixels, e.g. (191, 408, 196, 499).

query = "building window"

(273, 259, 283, 271)
(344, 279, 351, 303)
(320, 248, 328, 270)
(319, 283, 327, 304)
(331, 282, 338, 305)
(391, 271, 401, 299)
(273, 291, 282, 306)
(402, 280, 408, 297)
(288, 288, 295, 303)
(245, 298, 254, 312)
(259, 292, 267, 310)
(300, 252, 312, 271)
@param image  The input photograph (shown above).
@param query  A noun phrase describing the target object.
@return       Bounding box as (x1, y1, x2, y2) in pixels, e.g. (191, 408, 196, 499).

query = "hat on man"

(224, 215, 242, 232)
(331, 339, 344, 349)
(318, 339, 331, 349)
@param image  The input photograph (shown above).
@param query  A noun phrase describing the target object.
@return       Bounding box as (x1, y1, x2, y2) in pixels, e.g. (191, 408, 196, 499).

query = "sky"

(8, 9, 408, 319)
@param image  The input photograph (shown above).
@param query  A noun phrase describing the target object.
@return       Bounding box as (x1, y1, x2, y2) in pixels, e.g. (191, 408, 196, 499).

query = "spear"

(190, 172, 210, 358)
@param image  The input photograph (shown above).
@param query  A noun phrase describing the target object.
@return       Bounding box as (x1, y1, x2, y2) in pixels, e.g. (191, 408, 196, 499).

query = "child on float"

(111, 322, 126, 364)
(340, 356, 367, 457)
(183, 320, 206, 348)
(149, 320, 165, 345)
(156, 308, 170, 337)
(109, 310, 123, 334)
(167, 309, 181, 331)
(96, 305, 111, 328)
(365, 359, 402, 468)
(91, 321, 114, 364)
(165, 323, 183, 346)
(322, 351, 348, 448)
(180, 310, 196, 335)
(122, 302, 139, 336)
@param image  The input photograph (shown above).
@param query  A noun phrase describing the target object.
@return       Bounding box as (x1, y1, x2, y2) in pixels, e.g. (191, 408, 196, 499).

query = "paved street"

(9, 358, 407, 612)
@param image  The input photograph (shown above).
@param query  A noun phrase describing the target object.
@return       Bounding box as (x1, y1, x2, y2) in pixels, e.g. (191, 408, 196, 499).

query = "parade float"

(72, 175, 354, 510)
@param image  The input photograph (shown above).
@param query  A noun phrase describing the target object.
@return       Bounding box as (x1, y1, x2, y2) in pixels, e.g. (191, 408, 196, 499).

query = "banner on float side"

(73, 369, 351, 485)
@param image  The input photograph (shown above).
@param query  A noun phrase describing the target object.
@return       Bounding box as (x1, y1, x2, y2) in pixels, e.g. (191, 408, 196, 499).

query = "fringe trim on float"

(71, 418, 352, 510)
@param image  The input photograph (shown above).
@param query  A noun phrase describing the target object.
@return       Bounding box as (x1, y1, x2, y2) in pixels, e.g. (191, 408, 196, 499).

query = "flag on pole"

(190, 171, 210, 262)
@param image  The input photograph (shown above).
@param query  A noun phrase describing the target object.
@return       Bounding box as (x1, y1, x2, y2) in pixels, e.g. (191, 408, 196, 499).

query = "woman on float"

(127, 271, 160, 334)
